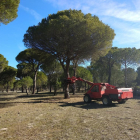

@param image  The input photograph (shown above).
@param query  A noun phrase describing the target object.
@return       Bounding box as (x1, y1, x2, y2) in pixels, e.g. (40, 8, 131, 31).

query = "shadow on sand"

(0, 92, 120, 109)
(59, 101, 118, 110)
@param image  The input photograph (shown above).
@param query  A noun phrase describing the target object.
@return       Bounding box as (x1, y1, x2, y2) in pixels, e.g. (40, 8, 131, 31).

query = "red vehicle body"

(67, 76, 133, 105)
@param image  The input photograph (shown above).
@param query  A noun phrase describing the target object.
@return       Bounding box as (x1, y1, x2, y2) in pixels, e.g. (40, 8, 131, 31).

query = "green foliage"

(36, 71, 47, 88)
(75, 66, 93, 91)
(20, 76, 33, 88)
(0, 66, 17, 91)
(88, 61, 108, 83)
(88, 47, 140, 87)
(16, 48, 55, 74)
(122, 68, 137, 87)
(41, 61, 63, 93)
(133, 86, 140, 95)
(16, 62, 32, 79)
(14, 80, 22, 89)
(76, 66, 92, 81)
(53, 75, 62, 94)
(16, 48, 54, 94)
(0, 83, 4, 91)
(119, 48, 140, 87)
(0, 54, 8, 73)
(91, 47, 121, 84)
(16, 49, 49, 69)
(119, 47, 140, 68)
(23, 9, 115, 98)
(23, 9, 115, 72)
(136, 67, 140, 85)
(41, 60, 62, 75)
(0, 0, 20, 25)
(110, 64, 124, 87)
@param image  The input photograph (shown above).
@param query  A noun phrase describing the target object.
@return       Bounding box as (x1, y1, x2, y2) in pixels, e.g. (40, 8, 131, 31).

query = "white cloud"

(44, 0, 140, 22)
(132, 0, 140, 10)
(20, 5, 42, 21)
(44, 0, 140, 48)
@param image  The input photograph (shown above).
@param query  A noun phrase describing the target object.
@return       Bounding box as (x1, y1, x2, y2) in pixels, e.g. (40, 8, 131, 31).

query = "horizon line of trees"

(0, 47, 140, 95)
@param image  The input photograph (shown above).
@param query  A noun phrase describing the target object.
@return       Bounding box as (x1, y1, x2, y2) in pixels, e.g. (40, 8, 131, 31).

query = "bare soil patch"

(0, 92, 140, 140)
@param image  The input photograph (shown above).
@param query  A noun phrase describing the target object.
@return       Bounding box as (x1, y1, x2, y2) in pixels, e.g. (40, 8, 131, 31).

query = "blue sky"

(0, 0, 140, 68)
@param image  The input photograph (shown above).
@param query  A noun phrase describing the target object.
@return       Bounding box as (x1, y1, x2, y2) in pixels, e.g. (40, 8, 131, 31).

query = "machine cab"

(87, 84, 102, 99)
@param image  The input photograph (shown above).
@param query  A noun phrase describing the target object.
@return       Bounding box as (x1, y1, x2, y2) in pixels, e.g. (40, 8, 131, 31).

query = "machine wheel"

(102, 96, 112, 106)
(118, 99, 127, 104)
(84, 95, 91, 103)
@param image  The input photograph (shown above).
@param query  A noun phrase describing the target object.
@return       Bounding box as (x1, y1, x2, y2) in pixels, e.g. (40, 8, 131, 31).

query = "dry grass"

(0, 92, 140, 140)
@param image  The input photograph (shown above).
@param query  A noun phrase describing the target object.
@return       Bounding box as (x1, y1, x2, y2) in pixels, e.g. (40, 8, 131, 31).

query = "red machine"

(67, 76, 133, 105)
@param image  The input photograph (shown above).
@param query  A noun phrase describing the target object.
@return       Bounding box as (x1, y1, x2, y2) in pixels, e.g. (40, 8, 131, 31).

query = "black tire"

(102, 96, 112, 106)
(118, 99, 127, 104)
(84, 94, 91, 103)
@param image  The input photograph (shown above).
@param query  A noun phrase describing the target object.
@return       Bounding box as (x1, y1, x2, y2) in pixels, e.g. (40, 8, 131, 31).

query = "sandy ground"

(0, 92, 140, 140)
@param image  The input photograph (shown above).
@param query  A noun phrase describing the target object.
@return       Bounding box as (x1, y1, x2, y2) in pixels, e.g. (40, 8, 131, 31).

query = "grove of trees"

(0, 9, 140, 97)
(23, 9, 115, 98)
(0, 47, 140, 96)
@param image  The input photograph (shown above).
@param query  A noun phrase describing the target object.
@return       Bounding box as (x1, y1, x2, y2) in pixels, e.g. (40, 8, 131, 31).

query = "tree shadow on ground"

(16, 92, 52, 98)
(0, 92, 55, 109)
(31, 97, 63, 101)
(15, 92, 67, 99)
(59, 101, 118, 110)
(0, 97, 17, 101)
(0, 92, 19, 102)
(30, 94, 83, 102)
(0, 103, 15, 108)
(0, 100, 45, 109)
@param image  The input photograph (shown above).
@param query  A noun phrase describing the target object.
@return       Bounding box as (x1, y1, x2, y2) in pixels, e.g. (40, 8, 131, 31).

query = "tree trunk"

(32, 71, 37, 94)
(78, 87, 80, 92)
(107, 59, 112, 84)
(6, 85, 9, 93)
(64, 83, 70, 98)
(108, 67, 111, 84)
(85, 82, 86, 92)
(37, 88, 39, 93)
(64, 60, 70, 99)
(73, 65, 76, 95)
(22, 86, 24, 93)
(72, 83, 75, 95)
(26, 88, 28, 93)
(124, 60, 127, 87)
(50, 83, 52, 93)
(59, 59, 70, 98)
(54, 88, 57, 96)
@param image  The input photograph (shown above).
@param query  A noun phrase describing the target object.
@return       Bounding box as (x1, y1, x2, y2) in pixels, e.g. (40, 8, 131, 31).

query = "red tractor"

(67, 76, 133, 105)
